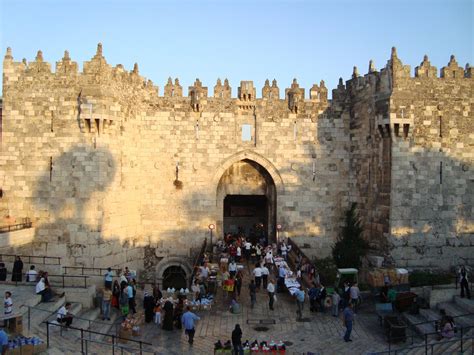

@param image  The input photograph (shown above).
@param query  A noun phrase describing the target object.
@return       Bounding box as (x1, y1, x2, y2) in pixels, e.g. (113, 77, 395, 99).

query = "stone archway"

(216, 155, 279, 242)
(155, 256, 193, 288)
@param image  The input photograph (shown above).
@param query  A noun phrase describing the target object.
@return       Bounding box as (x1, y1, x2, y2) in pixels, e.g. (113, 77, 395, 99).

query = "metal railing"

(0, 218, 32, 233)
(382, 324, 474, 354)
(1, 272, 89, 288)
(44, 321, 152, 355)
(190, 237, 207, 287)
(63, 266, 122, 276)
(0, 253, 61, 265)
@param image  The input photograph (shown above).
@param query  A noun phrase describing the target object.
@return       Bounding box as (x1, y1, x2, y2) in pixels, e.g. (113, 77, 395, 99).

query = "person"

(112, 280, 121, 309)
(143, 291, 155, 323)
(36, 277, 52, 302)
(123, 267, 132, 283)
(162, 300, 174, 331)
(0, 263, 6, 281)
(318, 284, 327, 313)
(231, 324, 243, 355)
(295, 287, 305, 320)
(253, 264, 262, 290)
(343, 282, 350, 308)
(26, 265, 38, 282)
(236, 245, 242, 262)
(174, 298, 184, 330)
(261, 264, 269, 289)
(459, 266, 471, 299)
(280, 243, 288, 261)
(267, 279, 275, 311)
(102, 286, 112, 320)
(154, 300, 162, 326)
(153, 284, 163, 301)
(127, 282, 136, 314)
(249, 280, 257, 309)
(349, 282, 360, 313)
(277, 264, 287, 293)
(191, 280, 200, 301)
(229, 299, 241, 314)
(119, 286, 129, 317)
(229, 260, 237, 278)
(332, 288, 341, 317)
(11, 256, 23, 282)
(441, 317, 455, 339)
(235, 271, 243, 298)
(380, 283, 389, 303)
(181, 306, 200, 345)
(4, 291, 13, 328)
(0, 328, 8, 354)
(104, 267, 114, 289)
(57, 302, 73, 328)
(244, 240, 252, 260)
(308, 283, 319, 312)
(343, 302, 354, 342)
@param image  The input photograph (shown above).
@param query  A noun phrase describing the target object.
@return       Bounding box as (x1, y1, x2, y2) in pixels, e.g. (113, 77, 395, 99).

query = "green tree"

(332, 203, 369, 269)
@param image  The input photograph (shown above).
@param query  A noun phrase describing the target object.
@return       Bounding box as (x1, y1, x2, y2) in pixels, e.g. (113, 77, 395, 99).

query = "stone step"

(403, 311, 436, 336)
(454, 296, 474, 313)
(23, 296, 66, 332)
(88, 307, 122, 342)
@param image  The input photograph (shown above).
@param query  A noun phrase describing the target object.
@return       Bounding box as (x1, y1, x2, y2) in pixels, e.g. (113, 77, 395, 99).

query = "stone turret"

(285, 79, 304, 113)
(441, 55, 464, 79)
(189, 78, 208, 111)
(213, 78, 231, 99)
(238, 81, 256, 101)
(415, 55, 437, 78)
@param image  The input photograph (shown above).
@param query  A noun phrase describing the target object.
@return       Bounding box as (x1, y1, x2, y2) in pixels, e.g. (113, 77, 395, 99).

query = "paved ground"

(127, 263, 391, 355)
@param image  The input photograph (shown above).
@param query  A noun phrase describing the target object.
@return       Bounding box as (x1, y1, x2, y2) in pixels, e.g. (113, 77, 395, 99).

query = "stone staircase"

(399, 296, 474, 355)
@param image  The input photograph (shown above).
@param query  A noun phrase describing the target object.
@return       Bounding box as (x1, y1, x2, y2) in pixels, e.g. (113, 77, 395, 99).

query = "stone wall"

(0, 44, 349, 269)
(0, 45, 471, 271)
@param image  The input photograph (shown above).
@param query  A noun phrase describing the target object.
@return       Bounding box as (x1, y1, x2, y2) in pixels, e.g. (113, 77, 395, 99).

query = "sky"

(0, 0, 472, 97)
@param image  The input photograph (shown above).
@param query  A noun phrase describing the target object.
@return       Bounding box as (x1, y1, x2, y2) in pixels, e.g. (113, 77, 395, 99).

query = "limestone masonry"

(0, 44, 472, 277)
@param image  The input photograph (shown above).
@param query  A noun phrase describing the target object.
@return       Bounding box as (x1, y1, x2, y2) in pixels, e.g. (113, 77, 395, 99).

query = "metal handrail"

(375, 335, 474, 355)
(409, 311, 474, 327)
(1, 272, 89, 288)
(63, 266, 122, 276)
(384, 324, 474, 354)
(82, 337, 155, 355)
(0, 253, 61, 265)
(0, 220, 32, 234)
(190, 237, 207, 287)
(44, 321, 152, 355)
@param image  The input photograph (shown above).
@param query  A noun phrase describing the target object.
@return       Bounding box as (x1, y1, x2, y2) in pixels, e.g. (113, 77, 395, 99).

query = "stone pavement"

(130, 263, 391, 355)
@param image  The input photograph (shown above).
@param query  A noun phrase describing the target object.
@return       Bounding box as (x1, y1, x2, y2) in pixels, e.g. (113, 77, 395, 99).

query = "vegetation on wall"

(332, 203, 369, 269)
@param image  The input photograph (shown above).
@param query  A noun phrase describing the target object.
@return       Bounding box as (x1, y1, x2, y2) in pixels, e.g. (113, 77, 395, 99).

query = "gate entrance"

(224, 195, 267, 243)
(217, 159, 276, 242)
(162, 265, 187, 290)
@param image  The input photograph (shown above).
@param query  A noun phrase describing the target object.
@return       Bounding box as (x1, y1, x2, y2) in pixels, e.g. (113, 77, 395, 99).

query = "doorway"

(224, 195, 267, 242)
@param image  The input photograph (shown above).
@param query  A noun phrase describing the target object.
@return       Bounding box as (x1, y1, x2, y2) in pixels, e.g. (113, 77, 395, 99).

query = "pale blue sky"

(0, 0, 472, 96)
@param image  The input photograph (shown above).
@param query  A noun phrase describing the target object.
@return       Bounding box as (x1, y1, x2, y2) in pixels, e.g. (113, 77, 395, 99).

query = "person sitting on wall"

(36, 276, 52, 302)
(26, 265, 38, 282)
(57, 302, 74, 328)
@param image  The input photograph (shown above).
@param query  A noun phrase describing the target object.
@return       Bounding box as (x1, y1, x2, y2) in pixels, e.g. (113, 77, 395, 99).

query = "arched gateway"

(214, 151, 284, 243)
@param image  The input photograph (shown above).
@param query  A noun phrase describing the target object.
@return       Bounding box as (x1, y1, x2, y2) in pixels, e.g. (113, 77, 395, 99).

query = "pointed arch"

(213, 150, 284, 194)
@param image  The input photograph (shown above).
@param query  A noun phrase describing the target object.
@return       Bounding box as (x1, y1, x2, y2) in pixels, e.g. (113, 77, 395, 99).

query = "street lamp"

(276, 224, 282, 244)
(208, 224, 215, 255)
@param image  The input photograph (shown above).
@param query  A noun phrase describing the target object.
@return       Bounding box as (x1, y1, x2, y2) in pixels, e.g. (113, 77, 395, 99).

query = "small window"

(242, 124, 252, 141)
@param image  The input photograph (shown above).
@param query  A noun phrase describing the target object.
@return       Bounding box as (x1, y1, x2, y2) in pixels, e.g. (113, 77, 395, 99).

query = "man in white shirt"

(229, 260, 237, 278)
(36, 277, 52, 302)
(261, 265, 269, 289)
(236, 246, 242, 262)
(281, 243, 288, 261)
(57, 302, 73, 327)
(267, 280, 275, 310)
(244, 241, 252, 260)
(349, 283, 361, 313)
(253, 265, 262, 290)
(26, 265, 38, 282)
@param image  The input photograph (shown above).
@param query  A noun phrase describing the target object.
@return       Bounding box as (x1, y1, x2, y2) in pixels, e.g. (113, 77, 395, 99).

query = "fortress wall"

(387, 53, 474, 268)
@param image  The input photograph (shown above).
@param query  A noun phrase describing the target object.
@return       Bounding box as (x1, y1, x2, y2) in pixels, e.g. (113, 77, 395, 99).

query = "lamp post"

(208, 223, 215, 256)
(276, 224, 282, 245)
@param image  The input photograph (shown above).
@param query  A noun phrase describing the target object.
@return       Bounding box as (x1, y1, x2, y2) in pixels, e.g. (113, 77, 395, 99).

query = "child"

(4, 291, 13, 328)
(154, 301, 162, 326)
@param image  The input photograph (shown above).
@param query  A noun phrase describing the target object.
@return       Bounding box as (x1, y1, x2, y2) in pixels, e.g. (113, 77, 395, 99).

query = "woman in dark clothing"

(153, 284, 162, 302)
(112, 281, 121, 309)
(232, 324, 243, 355)
(0, 263, 7, 281)
(143, 292, 155, 323)
(173, 298, 184, 330)
(12, 256, 23, 282)
(162, 300, 174, 331)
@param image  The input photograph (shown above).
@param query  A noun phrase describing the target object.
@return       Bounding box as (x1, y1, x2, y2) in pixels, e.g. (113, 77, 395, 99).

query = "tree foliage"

(332, 203, 369, 269)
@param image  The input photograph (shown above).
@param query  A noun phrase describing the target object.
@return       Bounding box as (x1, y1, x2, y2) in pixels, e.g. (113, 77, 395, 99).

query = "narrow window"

(85, 119, 91, 133)
(49, 157, 53, 182)
(241, 124, 252, 141)
(95, 119, 100, 135)
(439, 116, 442, 137)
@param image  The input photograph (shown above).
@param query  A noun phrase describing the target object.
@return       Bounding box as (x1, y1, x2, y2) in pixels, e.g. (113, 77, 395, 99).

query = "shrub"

(409, 270, 453, 287)
(313, 257, 338, 286)
(332, 203, 370, 269)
